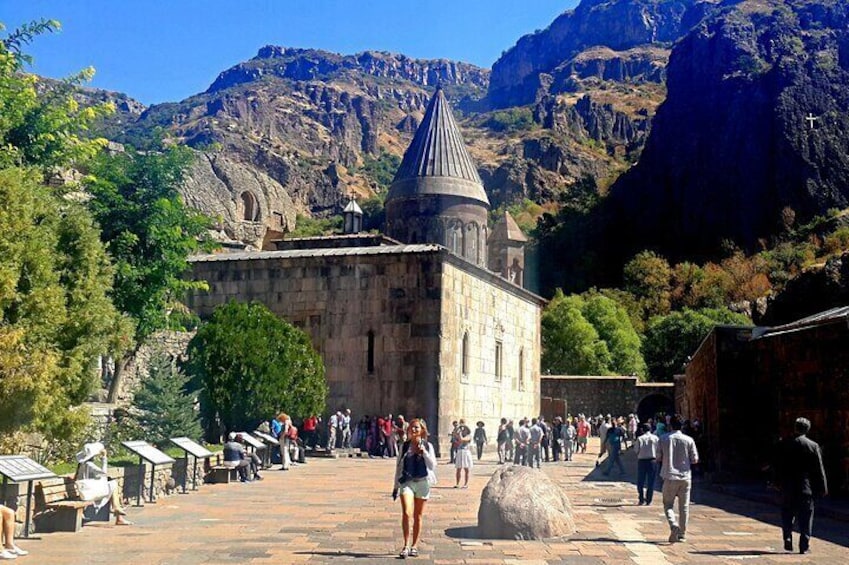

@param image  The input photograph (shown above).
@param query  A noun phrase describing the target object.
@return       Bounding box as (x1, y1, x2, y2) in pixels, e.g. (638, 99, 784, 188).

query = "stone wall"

(188, 248, 444, 431)
(541, 376, 674, 421)
(110, 330, 195, 404)
(684, 321, 849, 493)
(437, 259, 541, 453)
(187, 245, 544, 456)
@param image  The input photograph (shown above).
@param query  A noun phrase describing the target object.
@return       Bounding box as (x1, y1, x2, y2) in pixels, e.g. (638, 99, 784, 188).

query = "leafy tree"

(130, 351, 202, 448)
(84, 146, 215, 401)
(186, 301, 327, 434)
(0, 167, 125, 442)
(360, 195, 385, 232)
(624, 250, 672, 320)
(642, 307, 751, 381)
(1, 20, 113, 172)
(581, 294, 647, 378)
(541, 291, 612, 375)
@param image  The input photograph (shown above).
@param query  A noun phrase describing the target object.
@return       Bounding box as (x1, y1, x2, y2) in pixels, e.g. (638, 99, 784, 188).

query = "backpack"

(286, 424, 298, 440)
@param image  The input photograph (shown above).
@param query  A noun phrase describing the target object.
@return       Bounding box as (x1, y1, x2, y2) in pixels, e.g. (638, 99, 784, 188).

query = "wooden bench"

(34, 478, 107, 532)
(204, 465, 238, 484)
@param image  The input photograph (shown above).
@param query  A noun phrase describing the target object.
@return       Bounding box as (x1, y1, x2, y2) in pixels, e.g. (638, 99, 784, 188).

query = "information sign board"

(251, 431, 279, 446)
(169, 437, 214, 459)
(121, 441, 175, 465)
(236, 433, 265, 450)
(0, 456, 56, 483)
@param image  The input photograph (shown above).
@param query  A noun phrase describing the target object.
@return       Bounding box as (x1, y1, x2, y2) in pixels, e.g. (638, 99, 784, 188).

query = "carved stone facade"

(187, 237, 542, 454)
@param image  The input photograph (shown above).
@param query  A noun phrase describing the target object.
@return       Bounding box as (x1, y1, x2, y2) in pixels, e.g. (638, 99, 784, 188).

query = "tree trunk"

(106, 353, 133, 404)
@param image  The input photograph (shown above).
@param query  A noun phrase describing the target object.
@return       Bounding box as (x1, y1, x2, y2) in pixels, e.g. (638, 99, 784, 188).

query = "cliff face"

(488, 0, 714, 108)
(603, 0, 849, 264)
(96, 40, 660, 244)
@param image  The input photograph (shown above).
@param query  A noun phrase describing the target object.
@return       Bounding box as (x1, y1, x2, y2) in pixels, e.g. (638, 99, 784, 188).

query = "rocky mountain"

(488, 0, 718, 108)
(599, 0, 849, 267)
(92, 40, 663, 248)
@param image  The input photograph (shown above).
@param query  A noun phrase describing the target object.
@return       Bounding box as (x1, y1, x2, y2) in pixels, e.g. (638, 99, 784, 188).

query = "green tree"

(84, 146, 216, 401)
(186, 301, 327, 434)
(0, 167, 125, 444)
(642, 307, 751, 381)
(1, 20, 113, 172)
(581, 293, 647, 378)
(131, 351, 202, 448)
(624, 250, 672, 320)
(542, 291, 612, 375)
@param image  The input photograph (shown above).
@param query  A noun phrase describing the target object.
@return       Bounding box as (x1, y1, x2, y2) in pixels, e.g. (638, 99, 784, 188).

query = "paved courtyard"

(19, 439, 849, 564)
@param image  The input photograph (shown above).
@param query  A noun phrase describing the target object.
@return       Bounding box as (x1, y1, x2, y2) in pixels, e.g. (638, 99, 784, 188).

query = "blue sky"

(2, 1, 579, 105)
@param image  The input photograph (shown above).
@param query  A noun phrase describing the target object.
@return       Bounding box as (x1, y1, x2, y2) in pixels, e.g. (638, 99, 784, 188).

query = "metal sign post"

(252, 431, 279, 468)
(168, 438, 213, 493)
(120, 441, 175, 506)
(0, 456, 56, 538)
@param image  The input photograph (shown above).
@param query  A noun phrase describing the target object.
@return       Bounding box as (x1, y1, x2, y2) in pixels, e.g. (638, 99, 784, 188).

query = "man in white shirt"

(634, 423, 659, 505)
(657, 415, 699, 543)
(515, 419, 531, 466)
(596, 416, 611, 467)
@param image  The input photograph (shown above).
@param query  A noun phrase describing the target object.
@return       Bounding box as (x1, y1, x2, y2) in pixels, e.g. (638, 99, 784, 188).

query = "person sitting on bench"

(0, 503, 28, 560)
(74, 442, 131, 525)
(223, 433, 262, 481)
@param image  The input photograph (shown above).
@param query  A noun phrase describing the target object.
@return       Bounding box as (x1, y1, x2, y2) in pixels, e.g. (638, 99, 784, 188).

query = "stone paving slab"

(13, 439, 849, 564)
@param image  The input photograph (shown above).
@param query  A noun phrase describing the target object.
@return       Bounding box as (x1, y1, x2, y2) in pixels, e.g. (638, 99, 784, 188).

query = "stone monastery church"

(187, 87, 544, 453)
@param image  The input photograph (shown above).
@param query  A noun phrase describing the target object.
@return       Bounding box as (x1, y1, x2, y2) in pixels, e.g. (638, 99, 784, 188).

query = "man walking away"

(634, 423, 659, 504)
(602, 422, 626, 476)
(774, 417, 828, 555)
(657, 415, 699, 543)
(528, 418, 543, 468)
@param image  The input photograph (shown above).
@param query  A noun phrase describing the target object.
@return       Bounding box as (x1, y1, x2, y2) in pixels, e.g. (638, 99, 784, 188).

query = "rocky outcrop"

(182, 151, 299, 248)
(603, 0, 849, 265)
(477, 465, 575, 539)
(488, 0, 715, 108)
(208, 47, 489, 95)
(762, 253, 849, 326)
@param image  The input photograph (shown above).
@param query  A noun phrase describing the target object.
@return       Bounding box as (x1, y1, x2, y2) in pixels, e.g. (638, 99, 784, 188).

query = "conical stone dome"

(385, 87, 490, 267)
(387, 87, 489, 205)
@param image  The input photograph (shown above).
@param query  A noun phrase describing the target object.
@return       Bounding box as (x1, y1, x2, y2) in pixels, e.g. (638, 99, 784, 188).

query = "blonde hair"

(276, 412, 289, 422)
(408, 418, 428, 442)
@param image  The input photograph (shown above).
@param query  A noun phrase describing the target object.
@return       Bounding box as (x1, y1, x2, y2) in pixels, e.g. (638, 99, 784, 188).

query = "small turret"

(343, 197, 363, 234)
(488, 211, 527, 286)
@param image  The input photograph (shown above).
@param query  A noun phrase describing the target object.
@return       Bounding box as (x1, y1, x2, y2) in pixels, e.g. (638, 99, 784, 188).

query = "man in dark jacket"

(774, 417, 828, 555)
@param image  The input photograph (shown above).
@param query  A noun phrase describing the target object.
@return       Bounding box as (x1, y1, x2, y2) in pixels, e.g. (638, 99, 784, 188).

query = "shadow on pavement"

(568, 536, 659, 545)
(296, 550, 396, 559)
(689, 550, 787, 556)
(444, 525, 480, 539)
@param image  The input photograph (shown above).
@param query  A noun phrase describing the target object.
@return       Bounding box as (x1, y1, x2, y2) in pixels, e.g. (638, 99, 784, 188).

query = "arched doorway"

(636, 393, 675, 423)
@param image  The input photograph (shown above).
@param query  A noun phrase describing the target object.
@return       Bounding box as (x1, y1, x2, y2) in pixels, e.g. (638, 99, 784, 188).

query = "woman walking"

(453, 419, 473, 488)
(393, 418, 437, 559)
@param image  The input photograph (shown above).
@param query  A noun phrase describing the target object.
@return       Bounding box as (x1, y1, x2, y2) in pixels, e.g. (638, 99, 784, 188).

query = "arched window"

(367, 330, 375, 373)
(518, 348, 525, 391)
(495, 340, 503, 381)
(241, 192, 260, 221)
(465, 223, 478, 264)
(447, 222, 462, 255)
(461, 332, 469, 376)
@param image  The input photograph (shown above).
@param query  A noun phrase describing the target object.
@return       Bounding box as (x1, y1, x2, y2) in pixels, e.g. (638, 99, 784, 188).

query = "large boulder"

(477, 465, 575, 540)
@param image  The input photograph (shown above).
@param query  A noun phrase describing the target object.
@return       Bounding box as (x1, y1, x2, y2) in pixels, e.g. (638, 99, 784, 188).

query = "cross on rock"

(806, 113, 819, 129)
